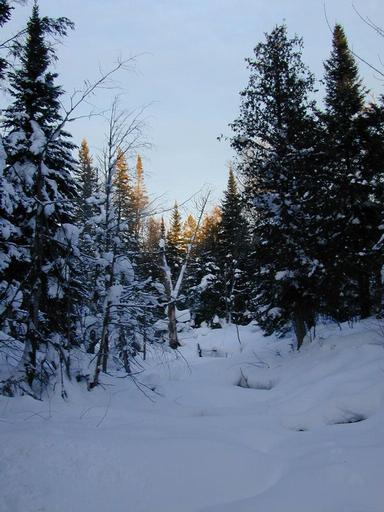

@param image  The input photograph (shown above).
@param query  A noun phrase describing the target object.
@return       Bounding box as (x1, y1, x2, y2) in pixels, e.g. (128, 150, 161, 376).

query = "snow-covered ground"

(1, 320, 384, 512)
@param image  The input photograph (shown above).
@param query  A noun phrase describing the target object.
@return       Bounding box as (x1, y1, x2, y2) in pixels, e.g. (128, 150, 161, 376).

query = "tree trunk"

(358, 272, 371, 319)
(167, 300, 180, 349)
(293, 311, 306, 351)
(89, 303, 110, 389)
(374, 267, 383, 316)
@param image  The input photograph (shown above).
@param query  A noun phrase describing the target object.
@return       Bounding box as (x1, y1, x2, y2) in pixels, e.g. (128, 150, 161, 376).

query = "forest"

(1, 0, 383, 396)
(0, 1, 383, 511)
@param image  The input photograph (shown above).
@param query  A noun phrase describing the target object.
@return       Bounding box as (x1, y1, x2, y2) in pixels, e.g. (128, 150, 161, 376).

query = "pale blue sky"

(4, 0, 384, 210)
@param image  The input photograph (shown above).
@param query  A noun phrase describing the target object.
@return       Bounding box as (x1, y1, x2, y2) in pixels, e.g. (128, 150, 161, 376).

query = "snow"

(176, 307, 191, 322)
(55, 223, 79, 248)
(114, 255, 134, 282)
(107, 284, 124, 303)
(275, 269, 294, 280)
(1, 320, 384, 512)
(198, 273, 215, 290)
(29, 120, 46, 155)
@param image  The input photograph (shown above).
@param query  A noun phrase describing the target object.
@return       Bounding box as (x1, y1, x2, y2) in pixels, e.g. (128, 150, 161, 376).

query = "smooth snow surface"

(1, 320, 384, 512)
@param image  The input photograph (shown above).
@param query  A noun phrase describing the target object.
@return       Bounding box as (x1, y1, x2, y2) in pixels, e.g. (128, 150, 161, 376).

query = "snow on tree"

(187, 207, 222, 327)
(0, 4, 79, 396)
(230, 25, 320, 348)
(86, 100, 157, 388)
(218, 164, 251, 324)
(318, 24, 384, 320)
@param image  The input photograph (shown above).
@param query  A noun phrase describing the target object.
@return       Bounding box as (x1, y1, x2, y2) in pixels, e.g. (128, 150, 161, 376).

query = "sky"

(3, 0, 384, 213)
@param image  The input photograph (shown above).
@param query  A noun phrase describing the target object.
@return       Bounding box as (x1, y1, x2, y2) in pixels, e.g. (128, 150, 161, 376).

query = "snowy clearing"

(1, 320, 384, 512)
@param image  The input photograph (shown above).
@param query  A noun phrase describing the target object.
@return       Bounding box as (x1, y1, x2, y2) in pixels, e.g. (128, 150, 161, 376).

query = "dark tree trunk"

(293, 303, 315, 351)
(374, 268, 383, 316)
(358, 272, 371, 319)
(293, 312, 306, 351)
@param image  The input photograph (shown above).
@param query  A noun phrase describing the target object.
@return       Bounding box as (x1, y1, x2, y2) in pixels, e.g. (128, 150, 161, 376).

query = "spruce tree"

(74, 138, 98, 225)
(0, 0, 12, 79)
(132, 154, 149, 242)
(113, 149, 132, 223)
(141, 216, 163, 280)
(1, 3, 78, 394)
(182, 214, 198, 251)
(188, 208, 223, 327)
(319, 24, 384, 320)
(166, 202, 184, 275)
(230, 25, 320, 348)
(0, 2, 20, 363)
(218, 165, 250, 323)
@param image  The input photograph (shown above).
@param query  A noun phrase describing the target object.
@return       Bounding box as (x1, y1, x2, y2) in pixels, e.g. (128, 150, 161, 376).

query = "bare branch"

(172, 190, 211, 300)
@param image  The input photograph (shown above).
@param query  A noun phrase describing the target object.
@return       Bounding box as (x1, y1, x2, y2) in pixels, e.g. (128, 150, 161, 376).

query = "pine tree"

(74, 138, 98, 225)
(230, 25, 320, 348)
(113, 148, 133, 225)
(132, 154, 149, 242)
(188, 207, 223, 327)
(0, 2, 22, 368)
(1, 3, 78, 394)
(182, 214, 198, 251)
(144, 217, 162, 253)
(0, 0, 12, 80)
(218, 165, 250, 323)
(160, 216, 166, 240)
(318, 24, 384, 320)
(141, 216, 163, 282)
(166, 202, 184, 274)
(357, 101, 384, 314)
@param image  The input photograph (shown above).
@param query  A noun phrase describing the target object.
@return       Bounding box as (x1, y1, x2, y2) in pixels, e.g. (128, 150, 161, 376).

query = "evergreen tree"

(0, 0, 12, 80)
(160, 216, 166, 241)
(166, 202, 184, 275)
(218, 165, 250, 323)
(182, 214, 198, 251)
(318, 24, 384, 320)
(144, 217, 162, 253)
(74, 138, 98, 225)
(132, 154, 149, 242)
(0, 2, 21, 371)
(141, 216, 163, 281)
(113, 148, 133, 226)
(358, 101, 384, 314)
(230, 25, 320, 348)
(188, 207, 222, 327)
(1, 3, 78, 394)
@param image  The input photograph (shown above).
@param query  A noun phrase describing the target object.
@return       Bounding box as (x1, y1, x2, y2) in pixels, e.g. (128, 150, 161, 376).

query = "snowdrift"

(0, 319, 383, 512)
